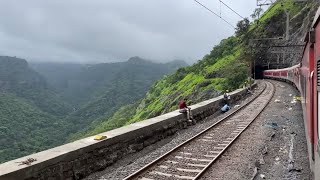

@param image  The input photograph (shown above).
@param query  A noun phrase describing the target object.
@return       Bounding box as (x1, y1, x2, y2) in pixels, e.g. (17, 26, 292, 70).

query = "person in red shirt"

(179, 98, 192, 122)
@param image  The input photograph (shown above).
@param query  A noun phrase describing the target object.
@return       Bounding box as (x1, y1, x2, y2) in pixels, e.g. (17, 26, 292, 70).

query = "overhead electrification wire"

(219, 0, 221, 17)
(257, 0, 274, 6)
(194, 0, 235, 28)
(219, 0, 245, 19)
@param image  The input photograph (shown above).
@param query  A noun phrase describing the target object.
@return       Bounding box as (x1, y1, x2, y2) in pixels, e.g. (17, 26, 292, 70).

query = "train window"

(318, 57, 320, 90)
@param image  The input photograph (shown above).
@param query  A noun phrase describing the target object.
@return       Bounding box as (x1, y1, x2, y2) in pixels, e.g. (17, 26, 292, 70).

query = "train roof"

(312, 6, 320, 28)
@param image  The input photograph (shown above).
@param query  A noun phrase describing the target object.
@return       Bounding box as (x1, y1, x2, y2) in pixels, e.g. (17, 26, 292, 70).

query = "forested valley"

(0, 56, 186, 163)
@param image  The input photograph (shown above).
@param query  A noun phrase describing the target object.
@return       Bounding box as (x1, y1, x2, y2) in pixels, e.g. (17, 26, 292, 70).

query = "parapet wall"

(0, 85, 255, 180)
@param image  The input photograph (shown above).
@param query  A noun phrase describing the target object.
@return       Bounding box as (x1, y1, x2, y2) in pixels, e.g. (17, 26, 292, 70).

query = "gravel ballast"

(200, 80, 311, 180)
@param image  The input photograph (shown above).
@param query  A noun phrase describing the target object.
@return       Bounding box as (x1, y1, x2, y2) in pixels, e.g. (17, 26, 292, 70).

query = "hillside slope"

(0, 93, 69, 162)
(80, 0, 318, 138)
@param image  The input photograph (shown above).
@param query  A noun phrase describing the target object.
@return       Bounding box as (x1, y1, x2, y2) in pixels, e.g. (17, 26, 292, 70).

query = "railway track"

(124, 81, 275, 180)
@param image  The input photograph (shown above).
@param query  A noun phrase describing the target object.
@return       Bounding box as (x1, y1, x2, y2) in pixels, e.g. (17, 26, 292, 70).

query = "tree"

(251, 8, 263, 20)
(235, 18, 250, 37)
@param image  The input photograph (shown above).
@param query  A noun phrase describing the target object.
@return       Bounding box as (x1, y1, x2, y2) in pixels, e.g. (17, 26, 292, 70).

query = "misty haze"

(0, 0, 257, 64)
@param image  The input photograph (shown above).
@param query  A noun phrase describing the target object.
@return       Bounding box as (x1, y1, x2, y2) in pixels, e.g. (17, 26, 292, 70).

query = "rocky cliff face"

(252, 1, 319, 69)
(285, 2, 318, 66)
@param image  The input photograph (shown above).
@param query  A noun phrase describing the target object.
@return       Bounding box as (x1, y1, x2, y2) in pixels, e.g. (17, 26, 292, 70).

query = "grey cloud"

(0, 0, 258, 63)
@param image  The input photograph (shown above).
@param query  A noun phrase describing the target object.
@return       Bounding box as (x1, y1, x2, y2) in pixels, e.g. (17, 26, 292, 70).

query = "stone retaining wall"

(0, 85, 255, 180)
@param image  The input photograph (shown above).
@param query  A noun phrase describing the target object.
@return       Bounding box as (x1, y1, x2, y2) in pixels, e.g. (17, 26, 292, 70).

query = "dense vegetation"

(0, 56, 186, 163)
(0, 93, 65, 162)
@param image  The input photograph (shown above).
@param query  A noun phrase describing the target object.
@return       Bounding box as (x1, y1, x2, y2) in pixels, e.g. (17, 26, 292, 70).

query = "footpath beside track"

(124, 81, 275, 180)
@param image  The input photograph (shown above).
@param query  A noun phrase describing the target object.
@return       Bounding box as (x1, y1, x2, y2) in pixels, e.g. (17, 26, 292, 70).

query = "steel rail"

(124, 81, 273, 180)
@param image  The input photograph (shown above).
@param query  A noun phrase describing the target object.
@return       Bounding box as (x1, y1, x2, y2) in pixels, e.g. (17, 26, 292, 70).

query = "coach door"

(310, 69, 314, 161)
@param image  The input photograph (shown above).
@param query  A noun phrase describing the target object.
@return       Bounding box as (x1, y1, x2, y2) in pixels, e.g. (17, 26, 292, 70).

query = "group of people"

(178, 90, 232, 123)
(178, 79, 256, 122)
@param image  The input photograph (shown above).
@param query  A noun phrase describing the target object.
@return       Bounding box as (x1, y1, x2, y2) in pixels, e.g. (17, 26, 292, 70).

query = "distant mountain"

(165, 59, 189, 69)
(0, 56, 72, 116)
(31, 57, 187, 108)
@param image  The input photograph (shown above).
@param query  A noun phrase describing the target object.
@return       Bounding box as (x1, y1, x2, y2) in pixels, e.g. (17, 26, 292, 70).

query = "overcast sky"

(0, 0, 260, 64)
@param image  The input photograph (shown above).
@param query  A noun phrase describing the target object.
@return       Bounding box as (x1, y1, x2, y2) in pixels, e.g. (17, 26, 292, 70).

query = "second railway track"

(124, 81, 275, 180)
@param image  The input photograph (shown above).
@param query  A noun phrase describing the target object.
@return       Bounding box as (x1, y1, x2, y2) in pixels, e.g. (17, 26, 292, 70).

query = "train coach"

(263, 7, 320, 179)
(263, 64, 300, 90)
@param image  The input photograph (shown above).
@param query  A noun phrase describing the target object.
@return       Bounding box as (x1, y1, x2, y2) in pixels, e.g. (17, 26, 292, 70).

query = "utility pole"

(256, 0, 275, 6)
(253, 56, 256, 79)
(257, 0, 307, 7)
